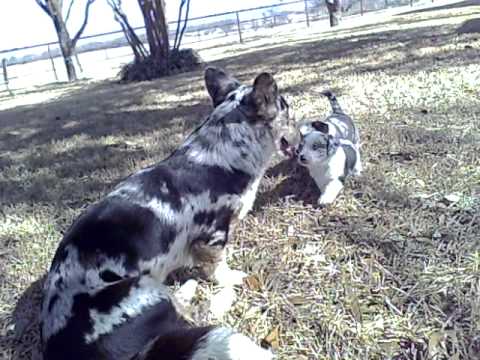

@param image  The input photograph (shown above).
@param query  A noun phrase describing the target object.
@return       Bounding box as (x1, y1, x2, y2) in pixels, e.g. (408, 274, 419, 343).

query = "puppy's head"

(297, 120, 338, 167)
(204, 67, 294, 153)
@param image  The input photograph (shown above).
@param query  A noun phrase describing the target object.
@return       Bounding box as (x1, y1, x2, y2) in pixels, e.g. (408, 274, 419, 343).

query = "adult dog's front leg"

(191, 241, 246, 319)
(192, 242, 246, 287)
(209, 250, 246, 319)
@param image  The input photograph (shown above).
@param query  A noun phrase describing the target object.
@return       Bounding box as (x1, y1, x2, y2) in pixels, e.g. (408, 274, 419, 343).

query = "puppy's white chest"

(308, 150, 346, 185)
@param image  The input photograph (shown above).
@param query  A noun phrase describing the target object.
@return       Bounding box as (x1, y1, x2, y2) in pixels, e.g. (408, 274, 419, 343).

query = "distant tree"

(111, 0, 201, 81)
(218, 20, 234, 36)
(35, 0, 96, 81)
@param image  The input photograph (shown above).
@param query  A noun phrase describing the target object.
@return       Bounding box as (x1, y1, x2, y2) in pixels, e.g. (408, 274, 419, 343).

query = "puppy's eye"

(312, 143, 323, 151)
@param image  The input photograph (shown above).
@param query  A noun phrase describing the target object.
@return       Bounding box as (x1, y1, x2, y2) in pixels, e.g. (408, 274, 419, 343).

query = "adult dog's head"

(203, 67, 294, 159)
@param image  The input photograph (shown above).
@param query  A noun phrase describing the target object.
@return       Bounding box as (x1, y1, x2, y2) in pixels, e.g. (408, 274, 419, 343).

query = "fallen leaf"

(288, 295, 308, 305)
(244, 274, 262, 291)
(262, 326, 280, 350)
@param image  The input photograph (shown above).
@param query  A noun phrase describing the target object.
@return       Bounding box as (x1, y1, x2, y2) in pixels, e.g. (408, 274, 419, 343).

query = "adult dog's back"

(40, 68, 292, 360)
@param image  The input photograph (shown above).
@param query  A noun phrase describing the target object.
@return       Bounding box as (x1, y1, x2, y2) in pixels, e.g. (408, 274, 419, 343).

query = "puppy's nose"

(299, 155, 306, 163)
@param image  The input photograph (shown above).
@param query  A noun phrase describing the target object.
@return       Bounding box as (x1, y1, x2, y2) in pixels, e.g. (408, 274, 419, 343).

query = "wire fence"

(1, 0, 428, 93)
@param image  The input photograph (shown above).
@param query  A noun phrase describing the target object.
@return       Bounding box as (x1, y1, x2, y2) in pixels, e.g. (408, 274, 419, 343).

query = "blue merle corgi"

(296, 91, 362, 205)
(39, 67, 293, 360)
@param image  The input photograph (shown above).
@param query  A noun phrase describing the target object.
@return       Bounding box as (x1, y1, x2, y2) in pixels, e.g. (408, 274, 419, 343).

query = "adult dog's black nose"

(299, 155, 307, 163)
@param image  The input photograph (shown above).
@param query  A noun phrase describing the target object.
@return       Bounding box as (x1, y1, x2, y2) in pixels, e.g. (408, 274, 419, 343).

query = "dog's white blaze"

(191, 327, 274, 360)
(85, 277, 169, 344)
(238, 176, 261, 220)
(147, 198, 176, 223)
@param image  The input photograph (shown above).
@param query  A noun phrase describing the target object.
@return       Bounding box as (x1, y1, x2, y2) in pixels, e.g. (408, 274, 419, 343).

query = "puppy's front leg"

(352, 152, 363, 177)
(318, 178, 344, 205)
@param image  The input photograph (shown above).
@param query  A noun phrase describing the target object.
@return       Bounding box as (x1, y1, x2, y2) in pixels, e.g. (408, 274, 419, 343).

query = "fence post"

(360, 0, 364, 15)
(2, 58, 8, 84)
(2, 58, 12, 95)
(304, 0, 310, 27)
(235, 12, 243, 44)
(385, 0, 388, 8)
(410, 0, 413, 6)
(47, 46, 59, 81)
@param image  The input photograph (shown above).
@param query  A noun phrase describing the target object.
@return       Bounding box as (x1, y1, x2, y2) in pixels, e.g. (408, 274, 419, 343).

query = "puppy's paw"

(215, 267, 248, 287)
(352, 166, 363, 177)
(175, 279, 198, 307)
(318, 196, 335, 206)
(210, 286, 236, 319)
(352, 160, 363, 177)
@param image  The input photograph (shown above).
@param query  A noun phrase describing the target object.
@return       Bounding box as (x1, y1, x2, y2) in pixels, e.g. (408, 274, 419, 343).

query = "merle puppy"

(40, 67, 292, 360)
(296, 90, 362, 205)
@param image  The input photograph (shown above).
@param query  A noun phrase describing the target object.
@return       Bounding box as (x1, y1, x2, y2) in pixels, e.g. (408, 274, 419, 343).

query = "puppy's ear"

(250, 72, 279, 121)
(311, 121, 329, 134)
(299, 124, 311, 136)
(204, 67, 241, 107)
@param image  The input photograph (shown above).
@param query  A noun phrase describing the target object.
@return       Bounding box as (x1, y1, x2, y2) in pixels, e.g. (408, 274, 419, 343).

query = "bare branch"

(173, 0, 186, 50)
(64, 0, 76, 24)
(176, 0, 191, 50)
(72, 0, 96, 47)
(35, 0, 52, 16)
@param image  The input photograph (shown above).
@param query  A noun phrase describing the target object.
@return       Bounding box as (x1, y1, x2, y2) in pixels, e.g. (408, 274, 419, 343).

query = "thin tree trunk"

(35, 0, 96, 82)
(52, 15, 78, 81)
(326, 0, 341, 27)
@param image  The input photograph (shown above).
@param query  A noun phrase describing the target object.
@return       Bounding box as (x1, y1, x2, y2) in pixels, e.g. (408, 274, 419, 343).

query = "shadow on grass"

(210, 21, 478, 95)
(396, 0, 480, 16)
(254, 159, 321, 211)
(0, 276, 45, 360)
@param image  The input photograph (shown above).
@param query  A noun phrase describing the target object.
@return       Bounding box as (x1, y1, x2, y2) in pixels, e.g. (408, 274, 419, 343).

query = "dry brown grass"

(1, 2, 480, 359)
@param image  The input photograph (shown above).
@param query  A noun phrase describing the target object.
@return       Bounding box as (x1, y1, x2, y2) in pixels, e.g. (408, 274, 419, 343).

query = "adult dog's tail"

(321, 90, 344, 114)
(132, 326, 274, 360)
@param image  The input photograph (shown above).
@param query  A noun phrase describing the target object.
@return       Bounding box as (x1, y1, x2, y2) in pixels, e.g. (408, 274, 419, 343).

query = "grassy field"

(1, 1, 479, 359)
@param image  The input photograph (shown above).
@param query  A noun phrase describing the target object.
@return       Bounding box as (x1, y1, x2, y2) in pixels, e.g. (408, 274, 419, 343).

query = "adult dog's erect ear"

(204, 67, 241, 107)
(250, 72, 279, 121)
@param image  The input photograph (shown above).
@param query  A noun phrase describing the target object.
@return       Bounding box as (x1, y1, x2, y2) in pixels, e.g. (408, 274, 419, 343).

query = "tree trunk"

(325, 0, 341, 27)
(138, 0, 170, 75)
(52, 15, 78, 81)
(36, 0, 96, 82)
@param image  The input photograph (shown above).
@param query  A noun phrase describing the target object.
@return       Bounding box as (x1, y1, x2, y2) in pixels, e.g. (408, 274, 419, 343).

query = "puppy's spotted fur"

(297, 91, 362, 205)
(40, 68, 292, 360)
